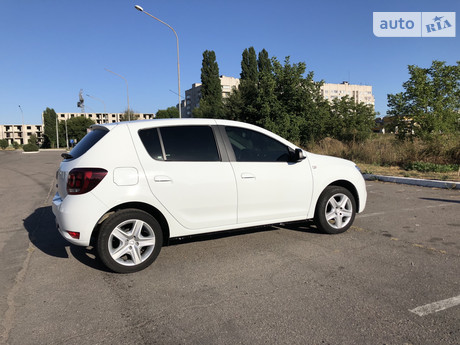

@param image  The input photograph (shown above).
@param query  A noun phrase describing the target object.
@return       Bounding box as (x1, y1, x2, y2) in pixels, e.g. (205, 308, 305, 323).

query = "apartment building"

(182, 75, 240, 118)
(320, 82, 375, 106)
(56, 112, 155, 124)
(0, 124, 44, 146)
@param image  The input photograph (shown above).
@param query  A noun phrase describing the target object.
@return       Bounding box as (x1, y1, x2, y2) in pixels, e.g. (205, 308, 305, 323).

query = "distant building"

(0, 112, 156, 147)
(182, 75, 240, 117)
(320, 82, 375, 107)
(0, 124, 44, 146)
(56, 112, 155, 124)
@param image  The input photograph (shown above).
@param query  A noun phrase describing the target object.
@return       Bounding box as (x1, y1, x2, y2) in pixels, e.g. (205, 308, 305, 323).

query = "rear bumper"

(52, 192, 108, 246)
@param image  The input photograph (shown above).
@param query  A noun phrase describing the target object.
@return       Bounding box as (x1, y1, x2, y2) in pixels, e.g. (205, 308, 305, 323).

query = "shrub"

(404, 162, 459, 173)
(23, 143, 39, 152)
(0, 139, 7, 150)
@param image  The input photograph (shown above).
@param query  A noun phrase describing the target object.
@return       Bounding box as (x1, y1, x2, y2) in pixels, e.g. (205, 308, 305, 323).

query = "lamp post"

(134, 5, 182, 118)
(105, 68, 131, 121)
(18, 105, 25, 145)
(56, 115, 59, 149)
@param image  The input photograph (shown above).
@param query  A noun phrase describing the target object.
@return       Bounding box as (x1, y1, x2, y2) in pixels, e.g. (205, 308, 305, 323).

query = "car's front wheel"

(314, 186, 356, 234)
(97, 209, 163, 273)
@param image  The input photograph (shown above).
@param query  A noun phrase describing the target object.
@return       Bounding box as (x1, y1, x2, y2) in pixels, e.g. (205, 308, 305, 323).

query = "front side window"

(139, 126, 220, 162)
(225, 126, 290, 162)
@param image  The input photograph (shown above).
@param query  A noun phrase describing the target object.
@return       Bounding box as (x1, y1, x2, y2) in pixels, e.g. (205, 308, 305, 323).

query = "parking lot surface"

(1, 150, 459, 345)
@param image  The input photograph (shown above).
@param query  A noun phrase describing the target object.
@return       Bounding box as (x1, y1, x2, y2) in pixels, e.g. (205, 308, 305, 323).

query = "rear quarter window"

(66, 128, 108, 160)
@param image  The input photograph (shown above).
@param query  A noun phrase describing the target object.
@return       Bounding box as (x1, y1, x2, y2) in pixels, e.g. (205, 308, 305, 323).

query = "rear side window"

(139, 126, 220, 162)
(67, 128, 108, 160)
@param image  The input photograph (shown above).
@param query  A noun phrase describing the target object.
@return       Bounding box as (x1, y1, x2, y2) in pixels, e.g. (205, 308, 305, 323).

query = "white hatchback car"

(53, 119, 366, 273)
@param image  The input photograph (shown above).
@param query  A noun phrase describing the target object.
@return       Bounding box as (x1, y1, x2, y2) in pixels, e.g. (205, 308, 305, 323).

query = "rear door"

(137, 125, 237, 230)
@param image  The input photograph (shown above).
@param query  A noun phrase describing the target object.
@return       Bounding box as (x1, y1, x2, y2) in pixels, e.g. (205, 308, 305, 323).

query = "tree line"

(193, 47, 376, 146)
(37, 54, 458, 150)
(42, 108, 95, 148)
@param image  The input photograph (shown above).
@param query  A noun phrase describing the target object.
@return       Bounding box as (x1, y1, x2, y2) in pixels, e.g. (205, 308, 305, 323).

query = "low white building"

(56, 112, 155, 124)
(0, 124, 44, 146)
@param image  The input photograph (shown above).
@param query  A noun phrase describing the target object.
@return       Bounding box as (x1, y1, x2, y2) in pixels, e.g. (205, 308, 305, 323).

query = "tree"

(387, 60, 460, 140)
(58, 116, 95, 147)
(194, 50, 223, 118)
(225, 49, 331, 145)
(386, 92, 411, 139)
(270, 57, 329, 144)
(241, 47, 258, 82)
(42, 107, 58, 148)
(237, 47, 259, 123)
(258, 49, 271, 75)
(0, 139, 7, 150)
(28, 134, 38, 145)
(119, 108, 139, 122)
(155, 106, 179, 119)
(329, 96, 375, 142)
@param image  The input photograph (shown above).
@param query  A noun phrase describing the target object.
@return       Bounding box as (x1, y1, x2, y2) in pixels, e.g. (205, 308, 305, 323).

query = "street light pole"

(105, 68, 131, 121)
(65, 118, 69, 150)
(18, 105, 25, 145)
(56, 115, 59, 149)
(134, 5, 182, 118)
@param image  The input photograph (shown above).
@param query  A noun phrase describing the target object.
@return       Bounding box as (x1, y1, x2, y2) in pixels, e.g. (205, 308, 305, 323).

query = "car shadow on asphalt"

(23, 206, 111, 272)
(169, 220, 322, 246)
(24, 206, 322, 272)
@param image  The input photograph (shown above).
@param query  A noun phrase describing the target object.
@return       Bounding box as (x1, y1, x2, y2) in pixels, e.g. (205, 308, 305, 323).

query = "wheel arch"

(327, 180, 360, 211)
(91, 202, 170, 247)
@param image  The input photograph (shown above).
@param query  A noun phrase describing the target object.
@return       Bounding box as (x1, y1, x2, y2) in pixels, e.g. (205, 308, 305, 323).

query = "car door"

(138, 125, 237, 230)
(223, 126, 312, 224)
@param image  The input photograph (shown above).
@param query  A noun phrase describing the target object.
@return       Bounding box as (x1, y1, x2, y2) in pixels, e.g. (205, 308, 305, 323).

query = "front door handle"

(154, 175, 172, 182)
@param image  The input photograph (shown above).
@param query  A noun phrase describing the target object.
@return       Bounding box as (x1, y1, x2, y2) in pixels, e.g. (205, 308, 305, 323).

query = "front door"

(224, 126, 312, 224)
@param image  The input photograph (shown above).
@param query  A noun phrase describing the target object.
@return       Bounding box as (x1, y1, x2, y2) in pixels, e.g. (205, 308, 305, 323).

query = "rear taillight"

(67, 168, 108, 195)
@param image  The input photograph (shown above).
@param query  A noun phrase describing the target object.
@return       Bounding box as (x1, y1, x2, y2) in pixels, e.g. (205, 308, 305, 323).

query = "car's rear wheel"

(314, 186, 356, 234)
(97, 209, 163, 273)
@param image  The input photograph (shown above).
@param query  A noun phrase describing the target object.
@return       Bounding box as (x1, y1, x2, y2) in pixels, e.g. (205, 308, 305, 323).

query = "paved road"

(1, 150, 459, 345)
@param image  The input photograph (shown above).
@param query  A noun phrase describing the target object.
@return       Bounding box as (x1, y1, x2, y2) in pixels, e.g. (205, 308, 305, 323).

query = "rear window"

(139, 126, 220, 161)
(66, 128, 108, 160)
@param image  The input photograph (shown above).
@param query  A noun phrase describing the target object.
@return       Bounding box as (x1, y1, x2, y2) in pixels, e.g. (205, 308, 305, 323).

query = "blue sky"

(0, 0, 459, 124)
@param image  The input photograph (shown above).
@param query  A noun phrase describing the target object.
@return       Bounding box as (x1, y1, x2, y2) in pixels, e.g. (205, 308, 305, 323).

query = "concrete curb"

(363, 174, 459, 190)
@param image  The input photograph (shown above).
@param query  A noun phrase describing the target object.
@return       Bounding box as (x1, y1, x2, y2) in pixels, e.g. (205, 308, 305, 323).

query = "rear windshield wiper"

(61, 153, 73, 160)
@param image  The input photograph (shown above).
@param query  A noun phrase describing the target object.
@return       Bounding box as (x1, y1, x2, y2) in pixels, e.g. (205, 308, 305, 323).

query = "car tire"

(314, 186, 356, 234)
(97, 209, 163, 273)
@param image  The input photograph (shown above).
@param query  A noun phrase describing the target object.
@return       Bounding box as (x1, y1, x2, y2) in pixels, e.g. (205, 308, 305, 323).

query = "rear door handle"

(241, 173, 256, 179)
(154, 175, 172, 182)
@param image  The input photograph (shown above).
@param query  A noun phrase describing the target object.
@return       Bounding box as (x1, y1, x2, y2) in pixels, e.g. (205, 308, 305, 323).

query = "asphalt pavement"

(0, 150, 459, 345)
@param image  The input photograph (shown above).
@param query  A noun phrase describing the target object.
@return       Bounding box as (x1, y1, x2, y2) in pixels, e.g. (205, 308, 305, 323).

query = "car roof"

(91, 118, 296, 148)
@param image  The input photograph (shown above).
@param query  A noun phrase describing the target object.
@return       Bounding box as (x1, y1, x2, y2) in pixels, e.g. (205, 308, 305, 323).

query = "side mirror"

(289, 148, 306, 162)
